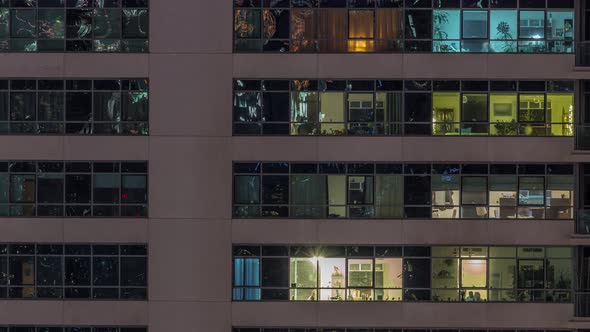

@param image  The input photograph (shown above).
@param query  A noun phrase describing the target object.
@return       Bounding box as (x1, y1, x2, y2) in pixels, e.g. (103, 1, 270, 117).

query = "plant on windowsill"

(495, 21, 516, 53)
(494, 119, 518, 136)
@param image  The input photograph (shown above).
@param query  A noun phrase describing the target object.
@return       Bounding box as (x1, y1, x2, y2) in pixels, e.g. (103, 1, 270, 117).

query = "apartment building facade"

(1, 0, 590, 331)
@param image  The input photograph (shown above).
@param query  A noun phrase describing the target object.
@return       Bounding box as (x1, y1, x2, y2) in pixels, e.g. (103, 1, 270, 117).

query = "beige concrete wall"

(232, 302, 575, 329)
(232, 219, 575, 246)
(234, 54, 582, 80)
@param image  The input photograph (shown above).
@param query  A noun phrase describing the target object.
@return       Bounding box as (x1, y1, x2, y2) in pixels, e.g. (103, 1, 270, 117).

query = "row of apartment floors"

(5, 0, 590, 330)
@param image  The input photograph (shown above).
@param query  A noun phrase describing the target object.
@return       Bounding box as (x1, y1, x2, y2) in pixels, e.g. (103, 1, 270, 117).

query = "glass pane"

(546, 93, 573, 136)
(93, 257, 119, 286)
(262, 175, 288, 204)
(121, 175, 146, 204)
(348, 258, 373, 288)
(320, 92, 345, 135)
(405, 10, 432, 39)
(0, 174, 8, 203)
(64, 257, 90, 286)
(11, 9, 36, 38)
(519, 11, 544, 39)
(66, 9, 93, 39)
(234, 257, 259, 287)
(65, 174, 91, 203)
(37, 256, 62, 286)
(519, 94, 545, 122)
(318, 257, 345, 290)
(94, 9, 121, 39)
(489, 93, 517, 135)
(375, 257, 402, 288)
(327, 175, 346, 217)
(490, 10, 517, 46)
(9, 256, 34, 289)
(546, 11, 573, 40)
(234, 92, 261, 123)
(403, 258, 430, 288)
(290, 175, 326, 217)
(432, 174, 459, 218)
(461, 177, 487, 205)
(375, 175, 403, 218)
(545, 258, 572, 290)
(234, 175, 260, 204)
(10, 175, 35, 203)
(518, 259, 544, 288)
(463, 11, 488, 39)
(348, 93, 374, 122)
(121, 257, 147, 286)
(489, 175, 517, 218)
(318, 9, 348, 52)
(38, 9, 65, 39)
(290, 257, 318, 289)
(349, 10, 374, 39)
(433, 10, 460, 40)
(38, 92, 64, 122)
(94, 92, 121, 123)
(290, 8, 317, 52)
(376, 92, 401, 134)
(11, 92, 36, 122)
(375, 8, 403, 41)
(461, 259, 487, 288)
(93, 174, 120, 204)
(462, 94, 488, 122)
(122, 9, 148, 38)
(347, 176, 374, 205)
(489, 258, 516, 289)
(432, 257, 459, 288)
(290, 91, 319, 135)
(0, 9, 8, 39)
(518, 177, 544, 205)
(122, 92, 148, 121)
(432, 92, 460, 135)
(38, 174, 64, 203)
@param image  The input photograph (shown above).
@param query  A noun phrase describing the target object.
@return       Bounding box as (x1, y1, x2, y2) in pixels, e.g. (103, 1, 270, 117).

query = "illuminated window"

(432, 92, 460, 135)
(234, 245, 574, 302)
(348, 10, 374, 52)
(233, 162, 573, 220)
(431, 175, 460, 219)
(234, 3, 574, 54)
(461, 177, 488, 218)
(489, 93, 517, 135)
(234, 80, 575, 137)
(320, 92, 346, 135)
(290, 257, 318, 301)
(546, 93, 574, 136)
(347, 258, 374, 301)
(461, 93, 488, 135)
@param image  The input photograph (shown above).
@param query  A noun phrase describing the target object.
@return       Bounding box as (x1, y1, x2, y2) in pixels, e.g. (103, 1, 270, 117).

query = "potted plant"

(495, 21, 516, 53)
(494, 119, 518, 135)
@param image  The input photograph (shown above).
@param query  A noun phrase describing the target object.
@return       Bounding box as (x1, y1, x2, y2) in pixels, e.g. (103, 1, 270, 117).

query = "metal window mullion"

(90, 162, 95, 216)
(118, 162, 122, 216)
(33, 247, 37, 298)
(118, 248, 122, 299)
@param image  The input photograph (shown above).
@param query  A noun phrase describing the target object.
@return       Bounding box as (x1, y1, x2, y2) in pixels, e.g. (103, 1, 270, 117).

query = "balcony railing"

(576, 42, 590, 66)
